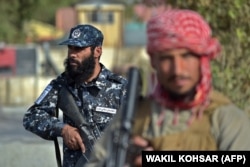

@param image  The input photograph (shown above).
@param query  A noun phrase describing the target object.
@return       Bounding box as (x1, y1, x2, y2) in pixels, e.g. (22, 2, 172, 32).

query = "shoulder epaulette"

(107, 73, 127, 85)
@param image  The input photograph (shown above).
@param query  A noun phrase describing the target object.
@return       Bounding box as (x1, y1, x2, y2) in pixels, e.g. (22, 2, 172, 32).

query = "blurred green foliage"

(166, 0, 250, 111)
(0, 0, 80, 43)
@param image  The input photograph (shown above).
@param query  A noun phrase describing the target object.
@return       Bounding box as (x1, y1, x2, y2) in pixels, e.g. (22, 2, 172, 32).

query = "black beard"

(64, 52, 96, 85)
(166, 86, 197, 102)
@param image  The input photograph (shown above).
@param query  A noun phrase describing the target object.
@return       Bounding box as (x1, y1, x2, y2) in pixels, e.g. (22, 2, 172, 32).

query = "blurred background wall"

(0, 0, 250, 114)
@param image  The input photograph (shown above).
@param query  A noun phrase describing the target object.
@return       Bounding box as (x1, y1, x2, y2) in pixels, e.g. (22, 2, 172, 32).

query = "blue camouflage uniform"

(23, 65, 127, 167)
(23, 24, 127, 167)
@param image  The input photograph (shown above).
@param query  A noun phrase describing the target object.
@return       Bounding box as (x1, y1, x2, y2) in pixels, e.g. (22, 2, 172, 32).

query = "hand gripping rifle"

(58, 85, 101, 166)
(105, 67, 141, 167)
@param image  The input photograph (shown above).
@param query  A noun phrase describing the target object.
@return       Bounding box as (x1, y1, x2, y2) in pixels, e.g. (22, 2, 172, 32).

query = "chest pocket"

(92, 106, 117, 131)
(80, 84, 120, 131)
(93, 107, 116, 121)
(148, 112, 217, 150)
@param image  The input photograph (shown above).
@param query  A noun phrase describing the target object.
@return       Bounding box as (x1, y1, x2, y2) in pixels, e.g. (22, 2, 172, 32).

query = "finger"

(69, 138, 81, 150)
(71, 145, 79, 150)
(65, 138, 77, 150)
(145, 146, 154, 151)
(132, 136, 149, 147)
(75, 135, 86, 152)
(134, 155, 142, 167)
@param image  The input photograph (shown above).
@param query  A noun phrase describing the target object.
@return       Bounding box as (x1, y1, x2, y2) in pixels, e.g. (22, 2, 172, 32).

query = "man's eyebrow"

(182, 51, 200, 57)
(68, 46, 88, 49)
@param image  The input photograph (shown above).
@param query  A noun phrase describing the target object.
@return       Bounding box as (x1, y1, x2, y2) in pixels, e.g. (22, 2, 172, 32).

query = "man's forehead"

(155, 48, 191, 55)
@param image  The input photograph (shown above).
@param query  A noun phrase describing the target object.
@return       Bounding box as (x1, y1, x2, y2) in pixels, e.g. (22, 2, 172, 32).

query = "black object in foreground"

(105, 67, 141, 167)
(58, 85, 101, 166)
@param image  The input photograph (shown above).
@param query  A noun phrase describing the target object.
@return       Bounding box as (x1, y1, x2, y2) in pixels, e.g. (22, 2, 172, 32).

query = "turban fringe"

(146, 9, 221, 118)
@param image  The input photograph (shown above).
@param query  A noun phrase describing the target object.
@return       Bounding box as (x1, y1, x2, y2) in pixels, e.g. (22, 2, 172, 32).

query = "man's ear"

(94, 46, 102, 58)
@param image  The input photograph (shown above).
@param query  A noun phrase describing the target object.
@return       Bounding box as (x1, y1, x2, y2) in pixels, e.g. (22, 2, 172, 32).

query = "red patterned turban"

(147, 9, 221, 59)
(146, 9, 221, 123)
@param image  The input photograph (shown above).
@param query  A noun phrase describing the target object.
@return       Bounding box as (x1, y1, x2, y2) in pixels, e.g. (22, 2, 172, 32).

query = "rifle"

(58, 85, 101, 166)
(105, 67, 141, 167)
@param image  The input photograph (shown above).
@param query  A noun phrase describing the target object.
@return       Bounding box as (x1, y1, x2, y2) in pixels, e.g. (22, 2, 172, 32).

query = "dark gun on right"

(105, 67, 141, 167)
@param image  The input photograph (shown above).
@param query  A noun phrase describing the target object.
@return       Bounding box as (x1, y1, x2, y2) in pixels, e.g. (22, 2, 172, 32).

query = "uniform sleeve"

(23, 80, 65, 140)
(211, 104, 250, 150)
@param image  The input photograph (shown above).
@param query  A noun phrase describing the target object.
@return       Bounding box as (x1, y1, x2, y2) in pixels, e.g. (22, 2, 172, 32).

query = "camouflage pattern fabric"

(23, 64, 127, 167)
(59, 24, 103, 47)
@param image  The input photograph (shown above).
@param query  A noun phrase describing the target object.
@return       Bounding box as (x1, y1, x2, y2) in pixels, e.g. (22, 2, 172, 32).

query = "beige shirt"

(86, 91, 250, 167)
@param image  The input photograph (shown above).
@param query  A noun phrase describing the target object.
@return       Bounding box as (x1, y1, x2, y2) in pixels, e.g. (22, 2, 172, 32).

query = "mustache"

(167, 75, 190, 81)
(67, 58, 80, 65)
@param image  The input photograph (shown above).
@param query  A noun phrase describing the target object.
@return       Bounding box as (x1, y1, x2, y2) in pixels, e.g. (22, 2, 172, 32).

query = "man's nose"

(68, 52, 77, 58)
(173, 57, 184, 75)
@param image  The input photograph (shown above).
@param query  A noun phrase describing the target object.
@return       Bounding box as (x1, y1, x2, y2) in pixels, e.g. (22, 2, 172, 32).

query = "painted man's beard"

(64, 53, 96, 84)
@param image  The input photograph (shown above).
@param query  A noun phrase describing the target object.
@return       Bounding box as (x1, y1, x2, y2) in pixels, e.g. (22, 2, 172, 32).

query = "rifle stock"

(58, 86, 96, 164)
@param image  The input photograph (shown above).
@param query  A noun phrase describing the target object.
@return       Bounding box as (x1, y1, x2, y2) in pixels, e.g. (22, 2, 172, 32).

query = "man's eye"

(75, 47, 82, 50)
(159, 56, 172, 61)
(183, 52, 199, 58)
(183, 54, 191, 58)
(68, 46, 86, 51)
